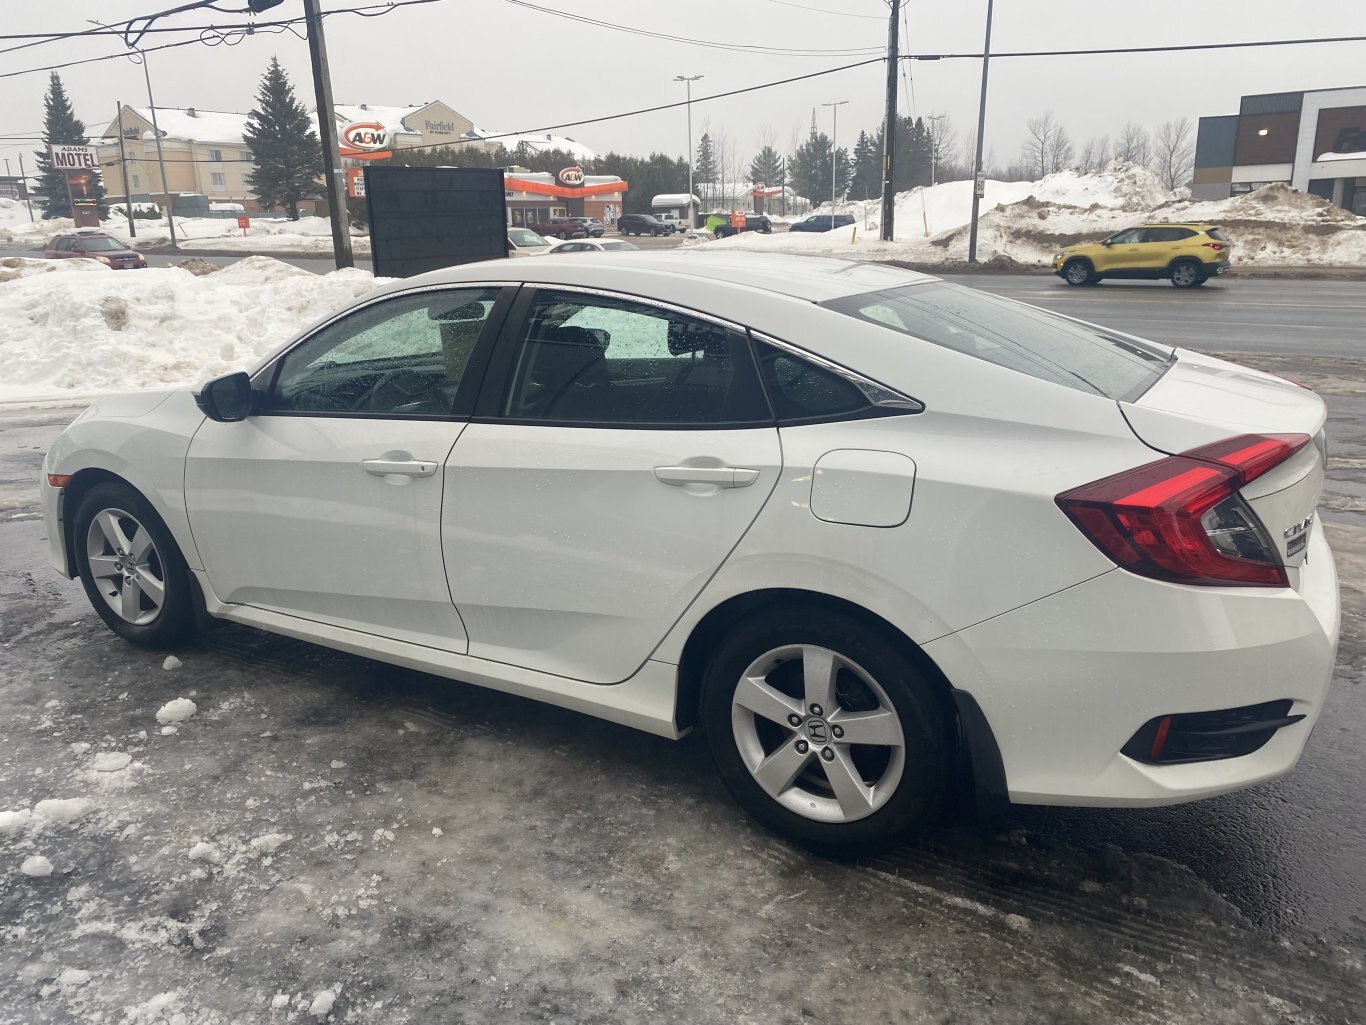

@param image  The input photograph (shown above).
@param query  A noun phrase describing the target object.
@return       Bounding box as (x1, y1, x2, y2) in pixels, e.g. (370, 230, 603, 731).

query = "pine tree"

(851, 130, 880, 201)
(243, 57, 322, 221)
(693, 132, 716, 207)
(749, 145, 784, 189)
(789, 131, 846, 207)
(34, 72, 107, 220)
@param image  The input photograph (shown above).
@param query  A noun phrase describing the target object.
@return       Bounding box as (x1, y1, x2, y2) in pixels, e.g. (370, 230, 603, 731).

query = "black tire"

(73, 482, 196, 649)
(701, 606, 953, 856)
(1062, 258, 1095, 286)
(1170, 259, 1205, 288)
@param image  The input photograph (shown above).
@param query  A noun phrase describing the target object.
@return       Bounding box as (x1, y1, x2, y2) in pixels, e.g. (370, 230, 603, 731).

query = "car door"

(1095, 227, 1144, 274)
(443, 285, 782, 683)
(184, 284, 512, 651)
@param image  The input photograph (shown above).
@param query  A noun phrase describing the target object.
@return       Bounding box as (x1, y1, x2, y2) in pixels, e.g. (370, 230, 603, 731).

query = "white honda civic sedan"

(41, 252, 1339, 854)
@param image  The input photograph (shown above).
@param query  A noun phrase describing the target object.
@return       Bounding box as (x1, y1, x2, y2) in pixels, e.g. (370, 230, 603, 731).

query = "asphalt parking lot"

(0, 274, 1363, 1023)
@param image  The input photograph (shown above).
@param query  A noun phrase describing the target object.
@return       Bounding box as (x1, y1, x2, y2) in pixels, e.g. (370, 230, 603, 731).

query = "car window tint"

(822, 282, 1172, 401)
(500, 290, 769, 426)
(266, 288, 499, 417)
(756, 343, 885, 422)
(1109, 228, 1144, 244)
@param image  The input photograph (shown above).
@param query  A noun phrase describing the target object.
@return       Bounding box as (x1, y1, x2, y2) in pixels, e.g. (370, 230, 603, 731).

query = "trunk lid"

(1123, 349, 1327, 570)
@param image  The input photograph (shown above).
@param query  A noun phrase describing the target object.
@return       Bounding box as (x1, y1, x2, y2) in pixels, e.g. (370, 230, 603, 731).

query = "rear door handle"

(362, 458, 437, 478)
(654, 465, 759, 488)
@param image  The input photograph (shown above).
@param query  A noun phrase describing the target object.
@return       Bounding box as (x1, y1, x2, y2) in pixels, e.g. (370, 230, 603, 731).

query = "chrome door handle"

(362, 458, 437, 478)
(654, 466, 759, 488)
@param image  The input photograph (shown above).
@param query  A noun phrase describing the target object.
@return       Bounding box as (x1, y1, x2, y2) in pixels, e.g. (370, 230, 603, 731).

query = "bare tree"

(1077, 135, 1111, 173)
(1152, 117, 1195, 190)
(926, 112, 961, 181)
(1021, 111, 1060, 179)
(712, 123, 733, 208)
(1115, 121, 1150, 165)
(1047, 124, 1074, 174)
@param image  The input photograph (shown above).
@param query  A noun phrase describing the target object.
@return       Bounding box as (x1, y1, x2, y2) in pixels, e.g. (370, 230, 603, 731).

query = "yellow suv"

(1053, 223, 1231, 288)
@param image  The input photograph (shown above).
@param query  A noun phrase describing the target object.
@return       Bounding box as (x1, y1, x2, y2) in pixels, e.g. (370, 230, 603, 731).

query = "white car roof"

(384, 251, 935, 304)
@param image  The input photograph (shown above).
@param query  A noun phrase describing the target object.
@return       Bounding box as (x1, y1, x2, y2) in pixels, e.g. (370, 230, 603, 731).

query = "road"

(1, 249, 1364, 1023)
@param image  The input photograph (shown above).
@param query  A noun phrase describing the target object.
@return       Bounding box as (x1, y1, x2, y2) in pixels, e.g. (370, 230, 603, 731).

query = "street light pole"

(967, 0, 994, 264)
(822, 100, 848, 216)
(675, 74, 703, 226)
(90, 19, 177, 248)
(115, 101, 136, 238)
(927, 113, 947, 186)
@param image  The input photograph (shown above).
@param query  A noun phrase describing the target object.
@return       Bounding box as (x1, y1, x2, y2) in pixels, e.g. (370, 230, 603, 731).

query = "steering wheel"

(354, 367, 447, 413)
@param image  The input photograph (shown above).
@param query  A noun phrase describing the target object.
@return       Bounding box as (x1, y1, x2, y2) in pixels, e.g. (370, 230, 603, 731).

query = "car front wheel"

(1062, 259, 1095, 286)
(701, 607, 952, 856)
(73, 482, 196, 648)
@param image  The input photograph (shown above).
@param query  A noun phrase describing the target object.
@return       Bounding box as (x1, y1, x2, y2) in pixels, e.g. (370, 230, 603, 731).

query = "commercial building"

(95, 100, 598, 214)
(505, 168, 627, 227)
(1194, 86, 1366, 214)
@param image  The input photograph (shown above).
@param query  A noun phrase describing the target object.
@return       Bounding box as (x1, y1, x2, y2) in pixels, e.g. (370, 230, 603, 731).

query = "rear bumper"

(926, 526, 1338, 807)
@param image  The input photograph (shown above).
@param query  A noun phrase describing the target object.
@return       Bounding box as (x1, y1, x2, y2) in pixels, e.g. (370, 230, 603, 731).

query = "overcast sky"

(2, 0, 1362, 181)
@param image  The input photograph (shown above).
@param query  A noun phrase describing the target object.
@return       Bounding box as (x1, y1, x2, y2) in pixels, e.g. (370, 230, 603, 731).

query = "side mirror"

(195, 371, 254, 422)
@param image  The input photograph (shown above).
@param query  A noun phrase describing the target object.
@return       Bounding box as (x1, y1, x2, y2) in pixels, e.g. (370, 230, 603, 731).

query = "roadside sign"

(49, 145, 99, 170)
(237, 215, 250, 236)
(974, 173, 986, 199)
(346, 167, 366, 199)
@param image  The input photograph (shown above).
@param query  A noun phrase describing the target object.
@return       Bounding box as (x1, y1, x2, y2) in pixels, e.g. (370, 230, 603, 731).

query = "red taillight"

(1056, 434, 1310, 588)
(1203, 242, 1227, 251)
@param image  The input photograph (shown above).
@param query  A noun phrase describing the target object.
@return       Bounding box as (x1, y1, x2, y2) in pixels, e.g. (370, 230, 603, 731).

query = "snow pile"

(707, 162, 1366, 268)
(21, 855, 54, 877)
(0, 256, 387, 402)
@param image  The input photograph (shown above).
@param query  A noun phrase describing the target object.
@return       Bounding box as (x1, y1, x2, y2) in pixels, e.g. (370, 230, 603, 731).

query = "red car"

(45, 232, 147, 269)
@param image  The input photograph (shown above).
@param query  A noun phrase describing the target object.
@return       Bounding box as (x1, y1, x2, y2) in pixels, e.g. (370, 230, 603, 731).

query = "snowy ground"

(0, 257, 386, 403)
(0, 202, 371, 255)
(0, 351, 1363, 1020)
(705, 163, 1366, 268)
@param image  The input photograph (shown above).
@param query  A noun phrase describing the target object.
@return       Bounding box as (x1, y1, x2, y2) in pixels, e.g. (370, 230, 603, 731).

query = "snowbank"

(0, 199, 371, 254)
(0, 256, 387, 403)
(707, 163, 1366, 268)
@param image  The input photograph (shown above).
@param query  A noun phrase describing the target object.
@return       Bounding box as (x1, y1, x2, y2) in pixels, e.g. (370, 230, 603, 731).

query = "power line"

(757, 0, 886, 19)
(906, 34, 1366, 60)
(501, 1, 884, 56)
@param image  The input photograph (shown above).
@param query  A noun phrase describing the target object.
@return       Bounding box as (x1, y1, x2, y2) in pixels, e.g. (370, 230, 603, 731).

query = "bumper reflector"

(47, 473, 72, 488)
(1122, 700, 1305, 765)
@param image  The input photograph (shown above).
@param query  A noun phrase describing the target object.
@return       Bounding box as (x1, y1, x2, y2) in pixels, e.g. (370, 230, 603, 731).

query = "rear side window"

(755, 340, 921, 424)
(822, 282, 1172, 401)
(1143, 227, 1195, 242)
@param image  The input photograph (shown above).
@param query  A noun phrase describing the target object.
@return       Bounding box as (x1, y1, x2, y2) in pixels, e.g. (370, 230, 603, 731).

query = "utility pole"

(305, 0, 353, 269)
(17, 154, 34, 221)
(879, 0, 899, 241)
(967, 0, 994, 264)
(115, 101, 136, 238)
(90, 18, 176, 246)
(822, 101, 848, 216)
(675, 74, 703, 227)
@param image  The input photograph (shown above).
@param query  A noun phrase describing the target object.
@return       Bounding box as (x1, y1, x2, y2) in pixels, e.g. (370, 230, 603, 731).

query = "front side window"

(1107, 228, 1145, 244)
(266, 288, 500, 416)
(822, 282, 1172, 400)
(500, 290, 768, 426)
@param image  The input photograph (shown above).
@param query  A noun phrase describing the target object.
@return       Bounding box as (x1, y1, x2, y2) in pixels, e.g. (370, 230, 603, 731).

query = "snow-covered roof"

(127, 107, 250, 144)
(652, 194, 701, 207)
(333, 104, 424, 138)
(468, 129, 598, 162)
(1315, 150, 1366, 162)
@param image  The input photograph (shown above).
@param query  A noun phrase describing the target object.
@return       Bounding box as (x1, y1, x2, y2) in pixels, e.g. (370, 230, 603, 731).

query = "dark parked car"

(570, 216, 606, 238)
(789, 214, 856, 233)
(44, 231, 147, 269)
(617, 213, 674, 237)
(710, 213, 773, 238)
(541, 216, 589, 240)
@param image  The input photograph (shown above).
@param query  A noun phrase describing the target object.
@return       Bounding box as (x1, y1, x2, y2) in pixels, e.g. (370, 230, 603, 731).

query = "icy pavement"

(0, 355, 1363, 1023)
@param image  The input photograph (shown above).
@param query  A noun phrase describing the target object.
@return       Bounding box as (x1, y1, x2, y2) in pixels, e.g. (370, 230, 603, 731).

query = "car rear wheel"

(1170, 260, 1205, 288)
(701, 607, 952, 856)
(73, 482, 196, 649)
(1063, 259, 1095, 286)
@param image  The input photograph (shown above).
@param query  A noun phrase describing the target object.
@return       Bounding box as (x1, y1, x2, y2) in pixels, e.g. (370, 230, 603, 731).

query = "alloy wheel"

(1171, 262, 1201, 287)
(730, 644, 906, 823)
(85, 507, 166, 625)
(1065, 261, 1091, 285)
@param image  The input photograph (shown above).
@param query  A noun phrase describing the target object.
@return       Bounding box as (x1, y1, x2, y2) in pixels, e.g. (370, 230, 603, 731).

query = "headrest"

(545, 325, 609, 350)
(668, 320, 729, 357)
